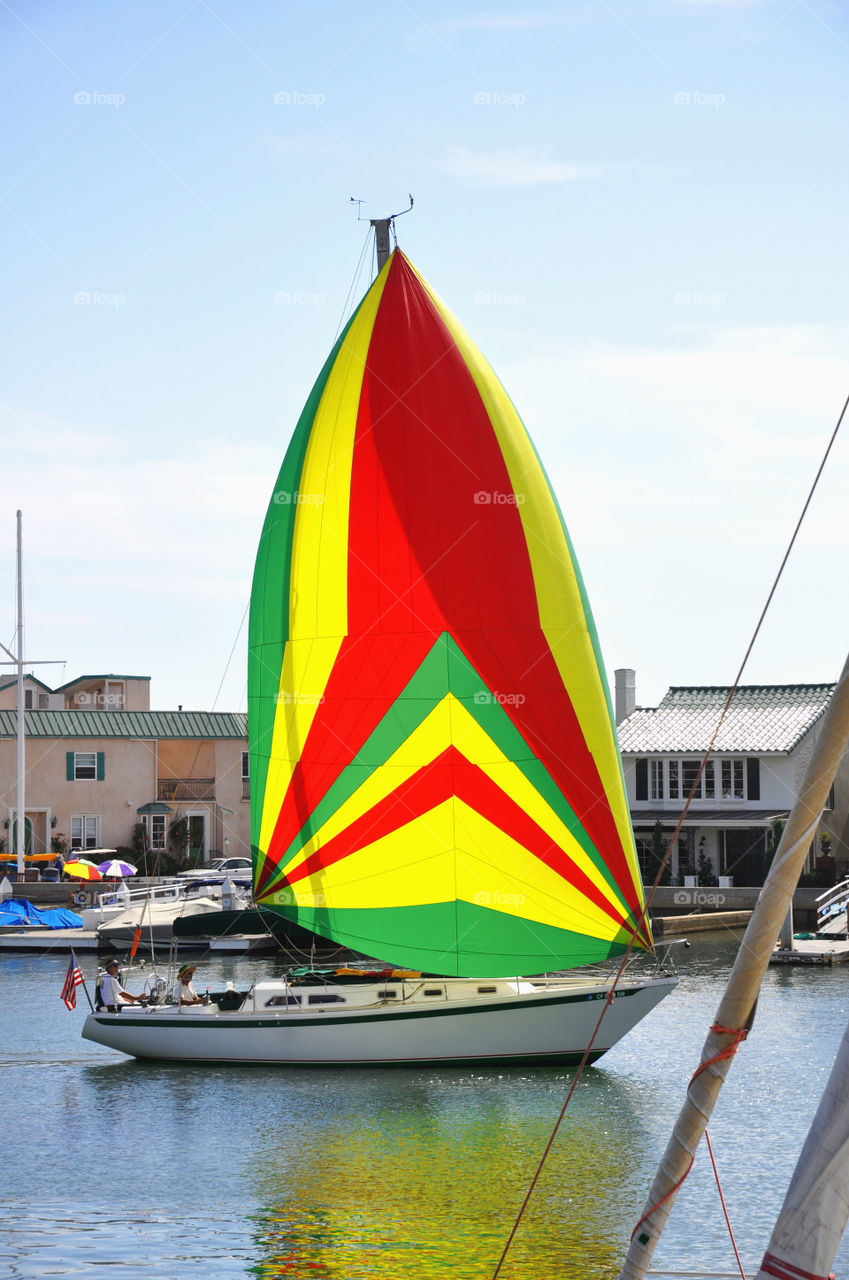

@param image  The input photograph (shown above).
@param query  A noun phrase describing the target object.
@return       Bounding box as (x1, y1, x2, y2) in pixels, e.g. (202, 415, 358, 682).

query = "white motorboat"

(90, 877, 250, 948)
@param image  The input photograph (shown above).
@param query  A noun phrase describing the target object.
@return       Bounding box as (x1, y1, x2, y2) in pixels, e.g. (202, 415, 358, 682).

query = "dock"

(0, 925, 279, 956)
(652, 911, 751, 937)
(769, 877, 849, 965)
(770, 936, 849, 965)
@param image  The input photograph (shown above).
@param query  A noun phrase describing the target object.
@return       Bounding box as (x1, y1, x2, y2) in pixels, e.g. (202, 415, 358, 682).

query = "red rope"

(705, 1130, 746, 1279)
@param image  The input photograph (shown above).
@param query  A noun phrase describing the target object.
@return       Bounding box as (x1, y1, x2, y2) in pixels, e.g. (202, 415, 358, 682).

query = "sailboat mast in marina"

(83, 224, 677, 1064)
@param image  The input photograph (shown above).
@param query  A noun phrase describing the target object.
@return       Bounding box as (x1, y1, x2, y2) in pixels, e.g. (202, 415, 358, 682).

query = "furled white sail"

(754, 1013, 849, 1280)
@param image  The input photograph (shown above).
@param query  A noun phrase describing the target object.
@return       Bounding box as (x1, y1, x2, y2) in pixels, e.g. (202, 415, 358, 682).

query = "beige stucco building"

(0, 673, 248, 865)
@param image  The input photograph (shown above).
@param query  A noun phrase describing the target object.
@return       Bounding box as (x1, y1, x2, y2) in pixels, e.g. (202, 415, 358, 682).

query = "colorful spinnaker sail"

(248, 250, 651, 977)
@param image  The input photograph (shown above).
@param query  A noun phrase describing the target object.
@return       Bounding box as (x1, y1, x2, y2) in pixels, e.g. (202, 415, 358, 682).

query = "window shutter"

(747, 757, 760, 801)
(96, 751, 106, 781)
(66, 752, 75, 781)
(635, 758, 648, 801)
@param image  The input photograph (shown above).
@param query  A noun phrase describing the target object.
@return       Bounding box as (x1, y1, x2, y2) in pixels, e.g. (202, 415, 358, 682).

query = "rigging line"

(705, 1129, 747, 1280)
(333, 226, 373, 343)
(492, 388, 849, 1280)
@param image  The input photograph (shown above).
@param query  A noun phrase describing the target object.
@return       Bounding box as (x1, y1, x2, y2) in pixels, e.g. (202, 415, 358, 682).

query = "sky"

(3, 0, 849, 714)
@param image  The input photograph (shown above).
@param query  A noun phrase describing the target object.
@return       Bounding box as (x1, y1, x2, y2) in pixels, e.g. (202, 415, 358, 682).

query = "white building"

(615, 671, 846, 885)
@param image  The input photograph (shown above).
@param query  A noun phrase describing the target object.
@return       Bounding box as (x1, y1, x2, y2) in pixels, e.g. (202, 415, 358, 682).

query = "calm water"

(1, 929, 848, 1279)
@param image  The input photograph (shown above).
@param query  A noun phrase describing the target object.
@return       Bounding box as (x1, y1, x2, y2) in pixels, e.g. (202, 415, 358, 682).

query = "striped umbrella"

(64, 860, 103, 881)
(97, 859, 137, 877)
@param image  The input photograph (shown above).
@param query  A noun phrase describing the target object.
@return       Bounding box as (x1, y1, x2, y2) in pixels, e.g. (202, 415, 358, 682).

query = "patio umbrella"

(97, 859, 137, 877)
(64, 860, 103, 880)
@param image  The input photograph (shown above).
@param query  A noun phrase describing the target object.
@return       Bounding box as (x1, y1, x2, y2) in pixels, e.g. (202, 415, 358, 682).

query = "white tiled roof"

(617, 684, 834, 754)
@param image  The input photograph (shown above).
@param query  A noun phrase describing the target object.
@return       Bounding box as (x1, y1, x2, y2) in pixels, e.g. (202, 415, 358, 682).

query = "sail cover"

(248, 250, 652, 977)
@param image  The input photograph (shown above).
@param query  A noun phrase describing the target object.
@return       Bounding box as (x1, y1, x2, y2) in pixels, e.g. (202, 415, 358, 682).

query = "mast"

(0, 512, 65, 872)
(617, 653, 849, 1280)
(15, 510, 24, 875)
(357, 194, 414, 271)
(370, 218, 392, 271)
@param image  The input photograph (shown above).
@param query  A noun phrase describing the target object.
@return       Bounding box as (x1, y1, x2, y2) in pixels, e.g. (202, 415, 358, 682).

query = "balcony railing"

(157, 778, 215, 802)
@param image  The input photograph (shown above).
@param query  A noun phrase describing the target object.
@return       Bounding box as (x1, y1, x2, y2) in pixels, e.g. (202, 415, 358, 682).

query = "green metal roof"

(0, 709, 247, 739)
(137, 801, 172, 814)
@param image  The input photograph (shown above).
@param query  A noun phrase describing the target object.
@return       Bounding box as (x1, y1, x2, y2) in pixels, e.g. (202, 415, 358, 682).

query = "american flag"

(61, 951, 84, 1010)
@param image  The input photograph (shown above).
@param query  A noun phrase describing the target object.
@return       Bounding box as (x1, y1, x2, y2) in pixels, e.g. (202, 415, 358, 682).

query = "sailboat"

(82, 232, 677, 1065)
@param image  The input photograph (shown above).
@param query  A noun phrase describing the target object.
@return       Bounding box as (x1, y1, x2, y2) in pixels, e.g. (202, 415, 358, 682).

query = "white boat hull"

(82, 973, 676, 1066)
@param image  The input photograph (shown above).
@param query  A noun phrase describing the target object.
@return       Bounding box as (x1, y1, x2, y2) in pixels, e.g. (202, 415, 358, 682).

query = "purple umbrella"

(97, 858, 138, 877)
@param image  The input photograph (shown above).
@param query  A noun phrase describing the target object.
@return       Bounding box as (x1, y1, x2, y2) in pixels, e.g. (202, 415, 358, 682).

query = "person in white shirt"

(172, 962, 203, 1006)
(98, 959, 142, 1012)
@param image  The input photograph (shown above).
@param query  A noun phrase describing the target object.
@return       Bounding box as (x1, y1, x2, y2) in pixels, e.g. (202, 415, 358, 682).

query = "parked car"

(177, 856, 252, 879)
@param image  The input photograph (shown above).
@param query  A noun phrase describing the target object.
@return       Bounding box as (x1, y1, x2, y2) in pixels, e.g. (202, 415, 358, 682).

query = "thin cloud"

(437, 13, 570, 31)
(437, 145, 604, 187)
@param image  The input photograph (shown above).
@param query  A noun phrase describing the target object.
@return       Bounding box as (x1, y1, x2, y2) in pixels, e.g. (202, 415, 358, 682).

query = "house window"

(704, 760, 715, 799)
(668, 760, 680, 800)
(74, 753, 96, 780)
(67, 751, 105, 781)
(71, 814, 99, 850)
(682, 759, 701, 799)
(24, 689, 32, 709)
(721, 759, 745, 800)
(650, 760, 664, 800)
(241, 750, 250, 799)
(38, 693, 48, 709)
(634, 831, 654, 878)
(142, 814, 167, 850)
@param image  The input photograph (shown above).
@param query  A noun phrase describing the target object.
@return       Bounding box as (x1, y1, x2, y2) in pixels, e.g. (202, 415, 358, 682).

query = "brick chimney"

(614, 668, 636, 724)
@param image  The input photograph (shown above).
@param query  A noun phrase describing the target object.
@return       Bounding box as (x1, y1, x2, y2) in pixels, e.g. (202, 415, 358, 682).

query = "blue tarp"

(0, 899, 83, 929)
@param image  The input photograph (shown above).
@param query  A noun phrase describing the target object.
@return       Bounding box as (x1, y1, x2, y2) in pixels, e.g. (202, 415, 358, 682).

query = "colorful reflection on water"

(246, 1067, 647, 1278)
